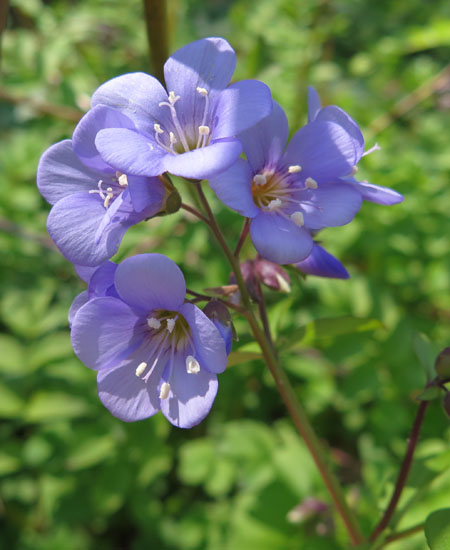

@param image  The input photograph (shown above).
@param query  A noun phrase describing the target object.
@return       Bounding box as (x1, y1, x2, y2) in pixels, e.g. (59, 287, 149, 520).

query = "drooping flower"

(294, 242, 349, 279)
(209, 101, 363, 264)
(307, 86, 403, 205)
(91, 37, 273, 180)
(37, 106, 167, 267)
(70, 254, 228, 428)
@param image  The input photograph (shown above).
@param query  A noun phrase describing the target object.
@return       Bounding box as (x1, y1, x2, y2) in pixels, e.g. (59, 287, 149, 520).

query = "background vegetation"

(1, 0, 449, 548)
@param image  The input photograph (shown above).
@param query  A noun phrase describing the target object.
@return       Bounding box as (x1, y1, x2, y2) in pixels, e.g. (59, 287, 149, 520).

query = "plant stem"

(370, 400, 429, 542)
(255, 282, 277, 357)
(384, 523, 424, 545)
(142, 0, 168, 84)
(195, 183, 365, 546)
(234, 218, 250, 257)
(181, 203, 210, 224)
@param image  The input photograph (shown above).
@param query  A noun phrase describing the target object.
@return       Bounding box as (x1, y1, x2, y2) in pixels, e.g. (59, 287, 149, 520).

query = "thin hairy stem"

(384, 523, 424, 545)
(234, 218, 250, 257)
(370, 400, 429, 542)
(255, 282, 277, 358)
(194, 182, 365, 546)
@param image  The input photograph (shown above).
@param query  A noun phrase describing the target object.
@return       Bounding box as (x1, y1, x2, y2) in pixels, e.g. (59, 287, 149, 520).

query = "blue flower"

(210, 101, 363, 264)
(37, 106, 166, 267)
(294, 242, 349, 279)
(307, 86, 403, 205)
(70, 254, 228, 428)
(91, 37, 273, 180)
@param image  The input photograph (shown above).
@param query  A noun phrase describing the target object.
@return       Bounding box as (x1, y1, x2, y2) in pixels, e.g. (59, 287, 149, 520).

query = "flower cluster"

(37, 37, 402, 427)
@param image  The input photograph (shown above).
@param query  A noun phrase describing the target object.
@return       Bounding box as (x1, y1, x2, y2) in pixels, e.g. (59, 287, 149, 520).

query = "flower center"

(153, 88, 211, 155)
(88, 172, 128, 209)
(251, 166, 319, 227)
(134, 309, 202, 398)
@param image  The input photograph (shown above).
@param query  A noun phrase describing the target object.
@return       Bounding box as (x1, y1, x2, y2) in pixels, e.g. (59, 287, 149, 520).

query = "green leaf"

(418, 386, 441, 401)
(227, 351, 263, 367)
(25, 391, 91, 422)
(66, 436, 116, 471)
(0, 452, 20, 476)
(413, 332, 438, 381)
(178, 439, 215, 485)
(0, 382, 24, 417)
(425, 508, 450, 549)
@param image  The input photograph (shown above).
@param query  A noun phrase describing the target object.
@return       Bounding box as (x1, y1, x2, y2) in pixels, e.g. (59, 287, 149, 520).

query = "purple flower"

(91, 37, 273, 180)
(37, 106, 166, 267)
(70, 254, 228, 428)
(294, 243, 349, 279)
(210, 101, 363, 265)
(307, 86, 403, 206)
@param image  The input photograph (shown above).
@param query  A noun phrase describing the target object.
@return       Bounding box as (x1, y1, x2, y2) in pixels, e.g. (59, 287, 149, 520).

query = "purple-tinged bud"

(203, 300, 234, 354)
(234, 259, 261, 302)
(254, 257, 291, 293)
(435, 347, 450, 379)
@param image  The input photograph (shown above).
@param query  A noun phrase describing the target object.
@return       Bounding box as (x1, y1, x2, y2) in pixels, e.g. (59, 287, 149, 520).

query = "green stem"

(194, 184, 365, 546)
(233, 218, 250, 257)
(142, 0, 168, 83)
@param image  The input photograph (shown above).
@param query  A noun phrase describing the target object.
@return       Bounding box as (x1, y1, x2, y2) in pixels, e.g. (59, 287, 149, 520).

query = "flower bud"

(254, 257, 291, 293)
(435, 347, 450, 379)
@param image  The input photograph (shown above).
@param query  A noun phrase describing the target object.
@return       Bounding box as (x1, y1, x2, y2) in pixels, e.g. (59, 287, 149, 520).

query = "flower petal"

(159, 354, 218, 428)
(282, 120, 357, 183)
(307, 86, 322, 122)
(213, 80, 273, 140)
(114, 253, 186, 313)
(351, 180, 403, 205)
(72, 105, 137, 172)
(238, 100, 289, 173)
(97, 349, 165, 422)
(250, 212, 313, 264)
(127, 175, 166, 213)
(164, 37, 236, 128)
(71, 297, 143, 370)
(95, 128, 166, 177)
(47, 193, 132, 266)
(316, 105, 365, 163)
(163, 138, 242, 180)
(37, 140, 103, 205)
(179, 303, 227, 374)
(91, 72, 171, 136)
(295, 244, 349, 279)
(88, 261, 118, 298)
(298, 184, 362, 230)
(68, 291, 89, 327)
(209, 158, 258, 217)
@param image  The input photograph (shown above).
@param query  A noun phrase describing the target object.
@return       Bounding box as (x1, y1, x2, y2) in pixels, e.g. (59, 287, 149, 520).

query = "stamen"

(103, 187, 114, 208)
(253, 174, 267, 186)
(290, 211, 305, 226)
(89, 179, 106, 199)
(147, 317, 161, 330)
(268, 198, 282, 210)
(154, 123, 164, 134)
(135, 362, 147, 377)
(196, 87, 208, 96)
(168, 91, 180, 105)
(186, 355, 200, 374)
(305, 177, 318, 189)
(159, 382, 171, 399)
(169, 132, 177, 144)
(198, 125, 210, 136)
(166, 318, 176, 333)
(118, 174, 128, 187)
(158, 93, 190, 153)
(351, 165, 358, 175)
(288, 165, 302, 174)
(275, 273, 291, 293)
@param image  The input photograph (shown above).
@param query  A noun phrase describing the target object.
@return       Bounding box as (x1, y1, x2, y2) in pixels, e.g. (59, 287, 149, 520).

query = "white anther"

(198, 125, 210, 136)
(196, 87, 208, 96)
(290, 211, 305, 226)
(351, 165, 358, 175)
(305, 177, 318, 189)
(135, 362, 147, 377)
(118, 174, 128, 187)
(268, 198, 282, 210)
(103, 187, 114, 208)
(159, 382, 171, 400)
(169, 132, 177, 144)
(168, 91, 180, 104)
(154, 123, 164, 134)
(186, 355, 201, 374)
(253, 174, 267, 186)
(147, 317, 161, 330)
(288, 165, 302, 174)
(166, 318, 176, 333)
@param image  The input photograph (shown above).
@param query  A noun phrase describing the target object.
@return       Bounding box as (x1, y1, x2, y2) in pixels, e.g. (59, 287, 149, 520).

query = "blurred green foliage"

(1, 0, 450, 548)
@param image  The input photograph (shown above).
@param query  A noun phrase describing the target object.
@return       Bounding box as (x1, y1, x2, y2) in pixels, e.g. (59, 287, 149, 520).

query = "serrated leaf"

(425, 508, 450, 550)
